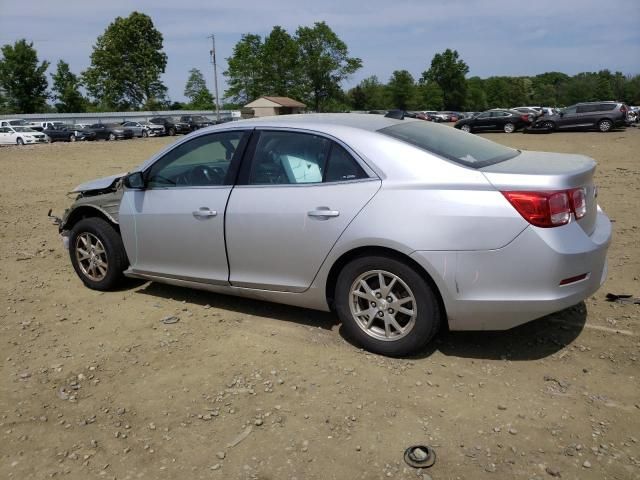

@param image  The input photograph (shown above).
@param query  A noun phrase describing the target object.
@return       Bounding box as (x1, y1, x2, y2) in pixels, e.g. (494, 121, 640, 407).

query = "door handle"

(192, 207, 217, 218)
(307, 207, 340, 219)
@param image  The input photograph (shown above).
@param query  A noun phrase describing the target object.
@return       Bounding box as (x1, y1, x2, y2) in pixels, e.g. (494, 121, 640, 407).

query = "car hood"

(72, 173, 127, 193)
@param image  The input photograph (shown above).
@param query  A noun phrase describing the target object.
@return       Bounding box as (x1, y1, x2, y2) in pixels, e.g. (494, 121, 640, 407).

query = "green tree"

(184, 68, 214, 109)
(351, 76, 389, 110)
(83, 12, 167, 110)
(464, 76, 487, 111)
(262, 26, 301, 98)
(0, 39, 49, 113)
(387, 70, 417, 110)
(224, 33, 265, 104)
(295, 21, 362, 112)
(422, 49, 468, 110)
(51, 60, 85, 112)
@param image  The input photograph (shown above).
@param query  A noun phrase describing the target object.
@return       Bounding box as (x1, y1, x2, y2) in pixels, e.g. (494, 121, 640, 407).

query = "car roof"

(222, 113, 412, 133)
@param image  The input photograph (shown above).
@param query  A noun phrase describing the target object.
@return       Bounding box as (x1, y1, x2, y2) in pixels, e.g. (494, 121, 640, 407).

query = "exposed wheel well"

(64, 206, 120, 233)
(325, 246, 447, 320)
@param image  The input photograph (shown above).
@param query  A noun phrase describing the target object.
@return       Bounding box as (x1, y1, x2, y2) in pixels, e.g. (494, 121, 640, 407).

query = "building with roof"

(242, 96, 306, 118)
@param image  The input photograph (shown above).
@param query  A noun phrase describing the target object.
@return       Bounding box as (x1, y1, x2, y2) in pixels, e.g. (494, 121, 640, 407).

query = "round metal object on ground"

(404, 445, 436, 468)
(349, 269, 417, 342)
(75, 232, 108, 281)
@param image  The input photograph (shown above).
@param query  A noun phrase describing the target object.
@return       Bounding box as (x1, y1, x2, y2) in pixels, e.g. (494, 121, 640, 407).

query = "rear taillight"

(520, 115, 530, 122)
(502, 188, 587, 228)
(569, 187, 586, 219)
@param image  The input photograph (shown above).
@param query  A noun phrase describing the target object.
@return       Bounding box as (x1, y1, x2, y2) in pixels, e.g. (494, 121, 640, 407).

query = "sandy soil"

(1, 128, 639, 480)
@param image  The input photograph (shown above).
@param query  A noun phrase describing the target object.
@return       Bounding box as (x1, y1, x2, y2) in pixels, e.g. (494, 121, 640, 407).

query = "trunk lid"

(480, 150, 598, 235)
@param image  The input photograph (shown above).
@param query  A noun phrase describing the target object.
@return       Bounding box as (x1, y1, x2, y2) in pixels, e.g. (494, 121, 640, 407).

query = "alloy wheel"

(75, 232, 108, 281)
(349, 270, 417, 341)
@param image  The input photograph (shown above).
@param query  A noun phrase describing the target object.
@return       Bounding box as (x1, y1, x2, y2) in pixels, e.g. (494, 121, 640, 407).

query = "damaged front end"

(49, 173, 126, 249)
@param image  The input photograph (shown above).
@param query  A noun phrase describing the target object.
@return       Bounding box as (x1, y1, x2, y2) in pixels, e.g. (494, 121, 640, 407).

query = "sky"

(1, 0, 639, 104)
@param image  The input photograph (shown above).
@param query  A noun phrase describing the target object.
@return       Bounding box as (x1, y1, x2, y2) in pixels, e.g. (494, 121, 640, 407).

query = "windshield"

(378, 121, 519, 168)
(9, 120, 29, 126)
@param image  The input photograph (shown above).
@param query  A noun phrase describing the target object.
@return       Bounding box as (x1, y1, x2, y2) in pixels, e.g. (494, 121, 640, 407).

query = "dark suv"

(179, 115, 215, 131)
(534, 101, 628, 132)
(149, 117, 190, 136)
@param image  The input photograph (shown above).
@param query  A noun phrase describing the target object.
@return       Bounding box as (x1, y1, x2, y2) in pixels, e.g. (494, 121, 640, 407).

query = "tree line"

(1, 11, 639, 115)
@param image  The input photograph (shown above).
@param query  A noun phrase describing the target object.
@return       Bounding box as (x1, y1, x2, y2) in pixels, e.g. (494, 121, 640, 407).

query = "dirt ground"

(1, 127, 639, 480)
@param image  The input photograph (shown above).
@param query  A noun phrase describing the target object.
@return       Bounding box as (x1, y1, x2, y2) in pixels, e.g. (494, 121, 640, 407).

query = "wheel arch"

(324, 245, 447, 322)
(64, 205, 119, 233)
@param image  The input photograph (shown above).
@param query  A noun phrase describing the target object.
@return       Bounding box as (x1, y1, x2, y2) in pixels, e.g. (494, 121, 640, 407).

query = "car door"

(0, 127, 9, 144)
(225, 129, 381, 292)
(472, 112, 493, 130)
(119, 130, 249, 283)
(557, 106, 578, 129)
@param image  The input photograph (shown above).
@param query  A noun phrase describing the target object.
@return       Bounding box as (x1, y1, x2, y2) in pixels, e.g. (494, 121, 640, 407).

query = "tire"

(541, 120, 556, 130)
(598, 119, 613, 132)
(108, 132, 116, 141)
(461, 124, 471, 133)
(168, 127, 176, 136)
(142, 130, 148, 138)
(16, 138, 24, 146)
(70, 134, 77, 142)
(335, 255, 441, 357)
(69, 217, 128, 291)
(503, 122, 515, 133)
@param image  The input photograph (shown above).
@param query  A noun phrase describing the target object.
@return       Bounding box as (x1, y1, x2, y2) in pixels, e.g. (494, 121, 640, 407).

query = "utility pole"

(208, 34, 221, 122)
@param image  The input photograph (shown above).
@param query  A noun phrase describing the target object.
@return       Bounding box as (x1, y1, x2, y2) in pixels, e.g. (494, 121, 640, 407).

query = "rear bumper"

(411, 209, 611, 331)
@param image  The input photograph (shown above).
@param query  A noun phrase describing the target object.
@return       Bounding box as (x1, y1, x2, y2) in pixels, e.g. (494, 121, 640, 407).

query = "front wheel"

(503, 122, 515, 133)
(16, 138, 24, 146)
(69, 218, 128, 291)
(335, 256, 441, 357)
(108, 132, 116, 141)
(598, 119, 613, 132)
(168, 127, 176, 136)
(142, 130, 148, 138)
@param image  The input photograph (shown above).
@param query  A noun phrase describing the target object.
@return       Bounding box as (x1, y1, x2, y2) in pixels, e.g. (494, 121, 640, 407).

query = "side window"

(599, 103, 615, 111)
(564, 106, 577, 115)
(324, 144, 368, 182)
(147, 131, 243, 188)
(249, 131, 330, 185)
(477, 112, 490, 118)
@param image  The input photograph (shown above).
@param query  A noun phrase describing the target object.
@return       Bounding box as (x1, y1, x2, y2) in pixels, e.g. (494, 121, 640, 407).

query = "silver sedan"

(55, 114, 611, 356)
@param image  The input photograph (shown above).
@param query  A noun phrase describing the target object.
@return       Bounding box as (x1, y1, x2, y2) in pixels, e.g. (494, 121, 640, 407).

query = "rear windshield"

(378, 121, 519, 168)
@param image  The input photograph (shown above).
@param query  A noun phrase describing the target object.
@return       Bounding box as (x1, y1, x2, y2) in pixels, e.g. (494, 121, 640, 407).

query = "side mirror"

(123, 172, 145, 190)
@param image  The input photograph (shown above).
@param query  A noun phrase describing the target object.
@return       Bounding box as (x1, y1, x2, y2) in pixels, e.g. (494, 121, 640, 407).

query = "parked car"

(149, 117, 190, 136)
(28, 121, 67, 132)
(121, 121, 164, 138)
(455, 109, 532, 133)
(87, 123, 134, 141)
(43, 125, 80, 142)
(179, 115, 215, 131)
(0, 118, 30, 128)
(71, 125, 97, 141)
(511, 107, 543, 120)
(52, 114, 610, 357)
(0, 126, 48, 145)
(533, 101, 629, 132)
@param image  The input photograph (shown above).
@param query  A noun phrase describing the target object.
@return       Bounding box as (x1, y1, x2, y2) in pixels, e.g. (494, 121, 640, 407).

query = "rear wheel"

(69, 135, 75, 142)
(503, 122, 515, 133)
(460, 124, 472, 133)
(142, 130, 148, 138)
(108, 132, 116, 141)
(541, 120, 556, 130)
(168, 127, 176, 136)
(69, 218, 128, 291)
(598, 119, 613, 132)
(16, 137, 24, 146)
(335, 255, 441, 357)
